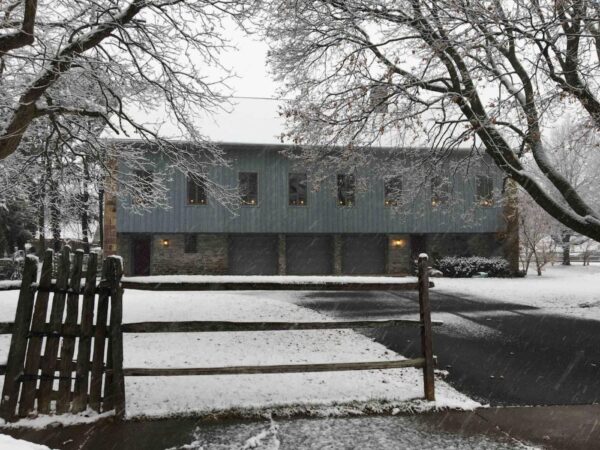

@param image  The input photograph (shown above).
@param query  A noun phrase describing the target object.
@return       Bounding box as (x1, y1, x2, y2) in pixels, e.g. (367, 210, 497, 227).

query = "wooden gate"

(0, 248, 125, 422)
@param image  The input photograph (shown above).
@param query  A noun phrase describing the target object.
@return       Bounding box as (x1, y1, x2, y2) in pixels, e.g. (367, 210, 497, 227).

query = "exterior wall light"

(391, 239, 406, 248)
(162, 239, 170, 247)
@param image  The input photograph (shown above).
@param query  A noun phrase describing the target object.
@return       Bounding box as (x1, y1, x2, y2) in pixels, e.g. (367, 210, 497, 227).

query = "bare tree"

(0, 0, 254, 211)
(516, 191, 556, 275)
(264, 0, 600, 240)
(544, 118, 600, 264)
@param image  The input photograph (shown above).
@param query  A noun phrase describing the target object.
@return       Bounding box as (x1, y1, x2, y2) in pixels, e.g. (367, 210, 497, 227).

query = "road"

(290, 289, 600, 406)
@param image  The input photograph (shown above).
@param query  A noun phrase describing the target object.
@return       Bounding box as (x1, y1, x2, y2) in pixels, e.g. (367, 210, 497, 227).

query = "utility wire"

(227, 95, 291, 101)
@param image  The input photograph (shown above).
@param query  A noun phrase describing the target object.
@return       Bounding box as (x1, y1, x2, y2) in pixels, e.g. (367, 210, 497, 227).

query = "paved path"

(292, 289, 600, 406)
(0, 412, 529, 450)
(5, 404, 600, 449)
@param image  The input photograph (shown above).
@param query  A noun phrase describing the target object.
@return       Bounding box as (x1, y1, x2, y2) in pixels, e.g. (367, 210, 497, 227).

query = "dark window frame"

(289, 172, 308, 206)
(337, 174, 356, 207)
(431, 176, 450, 207)
(476, 175, 494, 207)
(184, 234, 198, 253)
(239, 172, 259, 206)
(384, 175, 403, 207)
(187, 175, 208, 206)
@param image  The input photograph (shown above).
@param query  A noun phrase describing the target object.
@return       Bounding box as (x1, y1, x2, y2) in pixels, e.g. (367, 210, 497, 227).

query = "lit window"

(476, 175, 494, 207)
(289, 173, 308, 206)
(187, 175, 207, 205)
(384, 175, 402, 207)
(431, 176, 450, 207)
(239, 172, 258, 206)
(337, 174, 355, 207)
(184, 235, 197, 253)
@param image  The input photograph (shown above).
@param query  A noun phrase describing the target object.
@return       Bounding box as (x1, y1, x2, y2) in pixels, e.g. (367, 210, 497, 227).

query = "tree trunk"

(561, 233, 571, 265)
(38, 184, 45, 253)
(49, 180, 61, 252)
(81, 165, 91, 253)
(533, 251, 542, 276)
(98, 188, 104, 250)
(81, 192, 90, 253)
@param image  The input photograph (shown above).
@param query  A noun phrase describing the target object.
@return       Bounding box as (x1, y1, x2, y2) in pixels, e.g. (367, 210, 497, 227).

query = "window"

(184, 234, 197, 253)
(239, 172, 258, 206)
(337, 174, 355, 207)
(431, 176, 450, 207)
(133, 170, 153, 205)
(289, 173, 308, 206)
(476, 175, 494, 207)
(187, 175, 207, 205)
(369, 84, 390, 113)
(384, 175, 402, 207)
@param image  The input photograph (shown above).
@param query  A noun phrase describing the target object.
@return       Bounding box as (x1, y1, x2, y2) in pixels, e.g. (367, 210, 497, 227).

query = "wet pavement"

(2, 412, 530, 450)
(6, 404, 600, 449)
(294, 289, 600, 406)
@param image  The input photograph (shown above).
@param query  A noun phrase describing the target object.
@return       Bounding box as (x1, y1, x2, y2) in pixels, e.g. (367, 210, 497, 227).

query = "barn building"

(103, 142, 518, 276)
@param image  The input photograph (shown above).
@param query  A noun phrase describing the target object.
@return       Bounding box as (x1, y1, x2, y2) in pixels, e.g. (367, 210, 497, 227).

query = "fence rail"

(117, 254, 438, 404)
(121, 280, 431, 291)
(0, 250, 438, 421)
(120, 318, 442, 333)
(120, 358, 428, 377)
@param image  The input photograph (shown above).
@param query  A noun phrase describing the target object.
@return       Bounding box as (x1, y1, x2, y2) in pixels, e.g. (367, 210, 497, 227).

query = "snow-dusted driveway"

(284, 265, 600, 406)
(0, 286, 476, 422)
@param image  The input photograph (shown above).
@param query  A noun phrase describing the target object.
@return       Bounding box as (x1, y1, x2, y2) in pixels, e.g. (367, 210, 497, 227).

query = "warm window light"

(391, 239, 406, 248)
(162, 239, 170, 247)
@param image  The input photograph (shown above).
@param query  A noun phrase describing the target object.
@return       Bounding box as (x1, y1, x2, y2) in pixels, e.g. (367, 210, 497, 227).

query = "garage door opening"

(342, 234, 386, 274)
(286, 235, 333, 275)
(228, 235, 278, 275)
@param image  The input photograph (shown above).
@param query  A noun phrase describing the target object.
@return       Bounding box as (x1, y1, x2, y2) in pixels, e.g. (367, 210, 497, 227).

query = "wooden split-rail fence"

(0, 249, 437, 421)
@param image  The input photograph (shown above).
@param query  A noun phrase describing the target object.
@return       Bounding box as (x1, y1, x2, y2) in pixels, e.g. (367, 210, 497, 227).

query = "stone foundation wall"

(150, 234, 228, 275)
(118, 233, 227, 275)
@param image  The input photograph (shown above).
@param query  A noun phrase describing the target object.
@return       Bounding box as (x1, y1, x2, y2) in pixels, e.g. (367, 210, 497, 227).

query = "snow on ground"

(435, 264, 600, 322)
(0, 434, 53, 449)
(0, 288, 477, 424)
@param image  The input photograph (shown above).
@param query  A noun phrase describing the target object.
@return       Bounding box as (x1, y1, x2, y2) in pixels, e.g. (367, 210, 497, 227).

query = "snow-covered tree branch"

(0, 0, 256, 212)
(263, 0, 600, 240)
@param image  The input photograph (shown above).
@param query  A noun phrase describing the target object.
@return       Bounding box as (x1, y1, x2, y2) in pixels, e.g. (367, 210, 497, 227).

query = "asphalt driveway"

(290, 289, 600, 406)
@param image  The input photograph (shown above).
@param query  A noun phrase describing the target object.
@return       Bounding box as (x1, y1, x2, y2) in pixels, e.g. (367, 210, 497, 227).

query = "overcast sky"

(167, 25, 286, 145)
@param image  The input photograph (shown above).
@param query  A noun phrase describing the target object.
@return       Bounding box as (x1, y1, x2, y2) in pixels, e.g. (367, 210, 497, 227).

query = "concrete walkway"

(2, 404, 599, 449)
(421, 404, 600, 450)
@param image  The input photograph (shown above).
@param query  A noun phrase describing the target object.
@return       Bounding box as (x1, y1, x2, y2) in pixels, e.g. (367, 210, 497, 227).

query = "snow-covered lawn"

(0, 287, 477, 425)
(0, 434, 51, 449)
(435, 264, 600, 322)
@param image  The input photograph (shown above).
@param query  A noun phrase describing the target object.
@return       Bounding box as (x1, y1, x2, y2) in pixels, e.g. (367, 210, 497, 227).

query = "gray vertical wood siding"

(117, 143, 506, 234)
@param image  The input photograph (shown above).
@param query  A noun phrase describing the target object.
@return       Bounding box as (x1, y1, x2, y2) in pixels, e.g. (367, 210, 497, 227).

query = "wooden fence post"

(108, 256, 126, 419)
(89, 258, 111, 412)
(38, 246, 71, 414)
(0, 255, 38, 421)
(72, 252, 99, 413)
(19, 249, 54, 418)
(418, 254, 435, 401)
(57, 250, 84, 413)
